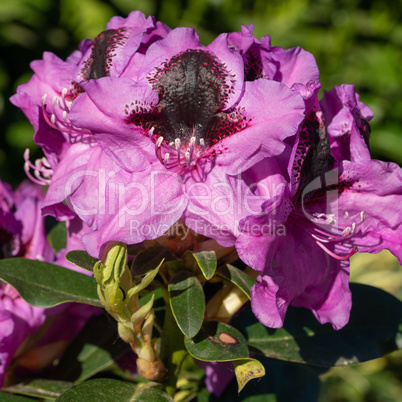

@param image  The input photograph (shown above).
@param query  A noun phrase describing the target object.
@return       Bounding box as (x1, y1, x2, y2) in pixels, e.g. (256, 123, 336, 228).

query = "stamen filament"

(315, 241, 358, 260)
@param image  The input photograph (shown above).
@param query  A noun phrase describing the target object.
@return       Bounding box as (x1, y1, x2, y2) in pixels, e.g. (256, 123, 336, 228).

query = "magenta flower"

(63, 26, 305, 255)
(236, 86, 402, 330)
(10, 11, 171, 221)
(11, 14, 307, 257)
(227, 24, 319, 88)
(0, 180, 53, 261)
(0, 181, 98, 387)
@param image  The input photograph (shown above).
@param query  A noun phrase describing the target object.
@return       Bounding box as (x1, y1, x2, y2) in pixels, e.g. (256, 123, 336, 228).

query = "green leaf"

(217, 264, 257, 298)
(3, 380, 73, 399)
(128, 260, 163, 299)
(133, 384, 174, 401)
(188, 250, 217, 280)
(65, 250, 98, 272)
(0, 391, 39, 401)
(56, 378, 137, 401)
(232, 283, 402, 367)
(48, 221, 67, 253)
(184, 321, 249, 362)
(50, 314, 131, 383)
(169, 270, 205, 338)
(233, 358, 266, 392)
(0, 258, 101, 308)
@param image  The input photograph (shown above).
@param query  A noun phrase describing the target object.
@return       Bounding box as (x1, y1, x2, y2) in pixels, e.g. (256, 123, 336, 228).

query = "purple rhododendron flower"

(10, 11, 170, 223)
(0, 181, 98, 387)
(0, 180, 53, 261)
(236, 85, 402, 330)
(11, 14, 307, 257)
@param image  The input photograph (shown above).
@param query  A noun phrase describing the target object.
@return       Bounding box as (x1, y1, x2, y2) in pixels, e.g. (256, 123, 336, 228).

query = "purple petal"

(137, 27, 203, 83)
(81, 166, 187, 257)
(69, 77, 156, 172)
(42, 142, 94, 219)
(334, 160, 402, 263)
(207, 33, 245, 108)
(182, 165, 262, 247)
(270, 46, 320, 87)
(215, 79, 305, 174)
(251, 277, 286, 328)
(320, 84, 373, 163)
(250, 224, 352, 329)
(106, 10, 155, 30)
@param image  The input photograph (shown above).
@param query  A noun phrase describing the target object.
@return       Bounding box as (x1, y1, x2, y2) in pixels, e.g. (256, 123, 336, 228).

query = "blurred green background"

(1, 0, 401, 400)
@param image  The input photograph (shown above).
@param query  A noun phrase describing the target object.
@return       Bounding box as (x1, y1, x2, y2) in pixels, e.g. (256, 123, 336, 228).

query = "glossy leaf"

(3, 380, 73, 399)
(0, 258, 101, 308)
(232, 283, 402, 367)
(133, 385, 174, 401)
(56, 378, 137, 401)
(65, 250, 98, 272)
(190, 250, 217, 280)
(233, 358, 266, 392)
(217, 264, 256, 298)
(0, 392, 35, 401)
(50, 315, 130, 383)
(169, 270, 205, 338)
(184, 321, 249, 362)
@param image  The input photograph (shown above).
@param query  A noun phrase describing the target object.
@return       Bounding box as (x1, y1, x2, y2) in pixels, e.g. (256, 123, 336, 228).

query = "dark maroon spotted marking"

(67, 28, 129, 101)
(125, 49, 247, 145)
(82, 28, 129, 79)
(244, 49, 264, 81)
(292, 111, 334, 203)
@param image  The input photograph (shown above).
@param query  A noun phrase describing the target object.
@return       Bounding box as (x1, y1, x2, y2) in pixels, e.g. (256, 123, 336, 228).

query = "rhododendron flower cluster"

(6, 9, 402, 397)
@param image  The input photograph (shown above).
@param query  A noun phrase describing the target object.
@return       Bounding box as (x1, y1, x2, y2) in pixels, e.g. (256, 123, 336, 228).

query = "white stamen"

(185, 151, 191, 165)
(164, 153, 170, 168)
(351, 222, 356, 235)
(149, 127, 155, 138)
(41, 94, 48, 106)
(190, 137, 196, 149)
(51, 114, 56, 125)
(360, 211, 366, 222)
(52, 96, 58, 109)
(325, 214, 337, 225)
(344, 211, 349, 218)
(200, 138, 205, 152)
(342, 227, 351, 237)
(156, 136, 164, 148)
